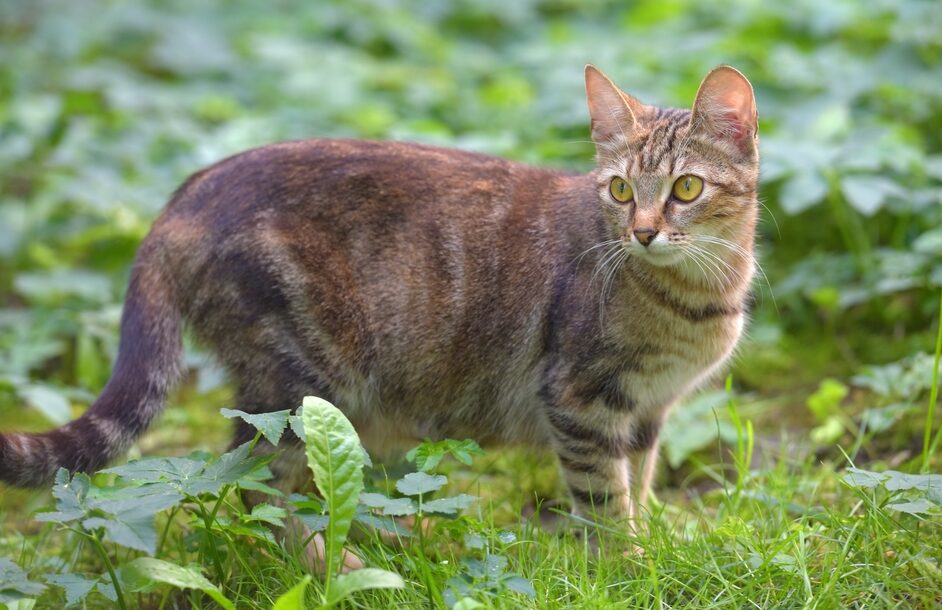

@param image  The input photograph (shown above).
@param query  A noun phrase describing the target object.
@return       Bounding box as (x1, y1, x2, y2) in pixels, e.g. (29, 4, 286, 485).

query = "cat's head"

(585, 65, 759, 270)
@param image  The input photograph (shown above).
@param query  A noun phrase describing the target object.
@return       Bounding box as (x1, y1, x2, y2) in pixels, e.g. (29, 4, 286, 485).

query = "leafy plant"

(297, 396, 404, 608)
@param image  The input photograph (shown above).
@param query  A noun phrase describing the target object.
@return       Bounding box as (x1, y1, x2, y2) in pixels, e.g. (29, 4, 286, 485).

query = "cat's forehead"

(600, 107, 694, 175)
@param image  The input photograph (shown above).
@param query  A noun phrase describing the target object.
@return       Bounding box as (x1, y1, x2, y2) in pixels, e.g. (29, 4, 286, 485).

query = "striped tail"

(0, 245, 182, 487)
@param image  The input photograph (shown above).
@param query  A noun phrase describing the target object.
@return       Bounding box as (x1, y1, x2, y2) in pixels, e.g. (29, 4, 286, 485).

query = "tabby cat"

(0, 65, 758, 554)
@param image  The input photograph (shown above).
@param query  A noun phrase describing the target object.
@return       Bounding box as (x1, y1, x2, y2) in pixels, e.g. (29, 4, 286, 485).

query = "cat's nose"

(633, 228, 658, 247)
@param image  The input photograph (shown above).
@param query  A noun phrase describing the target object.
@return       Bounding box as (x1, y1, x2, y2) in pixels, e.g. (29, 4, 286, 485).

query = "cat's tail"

(0, 239, 183, 487)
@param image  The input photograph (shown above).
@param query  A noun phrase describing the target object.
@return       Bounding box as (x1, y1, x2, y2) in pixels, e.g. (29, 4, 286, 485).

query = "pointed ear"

(585, 65, 643, 147)
(690, 66, 758, 154)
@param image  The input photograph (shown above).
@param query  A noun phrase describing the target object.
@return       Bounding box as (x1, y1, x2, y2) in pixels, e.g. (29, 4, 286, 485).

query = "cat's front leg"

(543, 406, 634, 520)
(623, 417, 664, 520)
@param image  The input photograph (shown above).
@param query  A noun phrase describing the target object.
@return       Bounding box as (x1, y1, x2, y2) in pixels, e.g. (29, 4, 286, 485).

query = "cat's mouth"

(627, 242, 685, 267)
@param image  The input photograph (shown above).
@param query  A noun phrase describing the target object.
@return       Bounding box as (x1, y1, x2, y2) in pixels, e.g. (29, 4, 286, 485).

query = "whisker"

(572, 239, 621, 267)
(690, 235, 778, 313)
(599, 249, 630, 325)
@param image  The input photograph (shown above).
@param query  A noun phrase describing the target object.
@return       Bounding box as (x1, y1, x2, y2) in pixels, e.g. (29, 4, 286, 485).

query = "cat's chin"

(632, 248, 684, 267)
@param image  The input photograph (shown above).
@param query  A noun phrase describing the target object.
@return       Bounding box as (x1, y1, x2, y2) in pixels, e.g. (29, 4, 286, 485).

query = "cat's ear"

(585, 65, 643, 147)
(690, 66, 758, 154)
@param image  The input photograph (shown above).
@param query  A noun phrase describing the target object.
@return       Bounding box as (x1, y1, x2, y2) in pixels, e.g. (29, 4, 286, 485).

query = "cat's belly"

(340, 363, 552, 458)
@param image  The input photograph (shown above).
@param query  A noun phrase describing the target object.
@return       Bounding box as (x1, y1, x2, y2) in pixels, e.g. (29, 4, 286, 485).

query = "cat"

(0, 64, 758, 561)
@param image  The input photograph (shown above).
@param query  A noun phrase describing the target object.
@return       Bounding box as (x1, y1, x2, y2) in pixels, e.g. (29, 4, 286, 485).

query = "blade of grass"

(923, 288, 942, 471)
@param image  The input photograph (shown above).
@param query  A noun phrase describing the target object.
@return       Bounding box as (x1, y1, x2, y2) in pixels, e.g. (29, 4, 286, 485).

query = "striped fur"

(0, 66, 759, 529)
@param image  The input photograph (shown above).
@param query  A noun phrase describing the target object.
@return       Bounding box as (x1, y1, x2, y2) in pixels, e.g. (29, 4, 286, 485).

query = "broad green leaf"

(406, 439, 483, 471)
(295, 511, 330, 533)
(121, 558, 235, 610)
(220, 408, 291, 446)
(840, 175, 903, 216)
(806, 378, 848, 421)
(843, 468, 885, 489)
(453, 598, 485, 610)
(0, 559, 45, 603)
(184, 442, 274, 496)
(660, 391, 736, 468)
(35, 470, 90, 524)
(396, 472, 447, 496)
(886, 499, 937, 514)
(19, 384, 71, 425)
(353, 510, 412, 537)
(45, 573, 96, 607)
(245, 503, 287, 527)
(359, 492, 417, 516)
(779, 171, 828, 214)
(300, 396, 365, 580)
(272, 576, 310, 610)
(101, 455, 206, 484)
(503, 575, 536, 597)
(421, 494, 479, 515)
(809, 416, 845, 445)
(83, 514, 157, 554)
(324, 568, 405, 607)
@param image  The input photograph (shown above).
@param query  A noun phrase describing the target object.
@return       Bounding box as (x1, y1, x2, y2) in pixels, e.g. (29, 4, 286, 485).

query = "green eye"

(610, 177, 633, 203)
(672, 175, 703, 202)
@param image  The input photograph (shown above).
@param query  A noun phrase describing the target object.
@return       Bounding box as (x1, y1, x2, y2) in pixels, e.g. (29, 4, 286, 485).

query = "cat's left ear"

(690, 66, 758, 156)
(585, 65, 646, 149)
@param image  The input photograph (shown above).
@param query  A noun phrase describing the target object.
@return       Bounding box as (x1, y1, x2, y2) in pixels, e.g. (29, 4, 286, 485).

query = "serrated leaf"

(35, 470, 90, 524)
(101, 455, 206, 485)
(396, 472, 447, 496)
(45, 573, 97, 607)
(359, 492, 417, 516)
(295, 510, 330, 533)
(272, 576, 310, 610)
(237, 478, 284, 497)
(0, 559, 45, 603)
(886, 499, 937, 514)
(184, 442, 273, 496)
(121, 558, 235, 610)
(325, 568, 405, 607)
(220, 408, 291, 446)
(421, 494, 479, 515)
(83, 515, 157, 555)
(300, 396, 365, 579)
(503, 575, 536, 597)
(245, 503, 287, 527)
(353, 511, 412, 537)
(406, 439, 483, 472)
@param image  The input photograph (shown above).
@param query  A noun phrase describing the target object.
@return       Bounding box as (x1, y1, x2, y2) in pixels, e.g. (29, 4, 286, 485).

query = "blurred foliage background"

(1, 0, 941, 480)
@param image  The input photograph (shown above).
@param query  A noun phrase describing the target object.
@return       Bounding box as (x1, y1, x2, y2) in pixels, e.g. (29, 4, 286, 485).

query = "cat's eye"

(672, 175, 704, 202)
(610, 177, 633, 203)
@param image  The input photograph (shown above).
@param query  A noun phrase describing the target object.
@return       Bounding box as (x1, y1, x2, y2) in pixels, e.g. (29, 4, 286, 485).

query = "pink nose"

(633, 228, 658, 247)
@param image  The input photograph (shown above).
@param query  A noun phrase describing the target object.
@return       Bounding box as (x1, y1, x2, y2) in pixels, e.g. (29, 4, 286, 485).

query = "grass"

(1, 369, 940, 608)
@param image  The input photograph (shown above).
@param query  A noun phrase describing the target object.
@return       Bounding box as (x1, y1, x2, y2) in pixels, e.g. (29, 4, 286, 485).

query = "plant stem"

(88, 533, 127, 610)
(156, 505, 179, 557)
(922, 288, 942, 472)
(197, 502, 228, 584)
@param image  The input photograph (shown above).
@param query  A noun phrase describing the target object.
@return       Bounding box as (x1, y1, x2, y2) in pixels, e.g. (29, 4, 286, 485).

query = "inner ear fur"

(690, 65, 758, 152)
(584, 65, 646, 147)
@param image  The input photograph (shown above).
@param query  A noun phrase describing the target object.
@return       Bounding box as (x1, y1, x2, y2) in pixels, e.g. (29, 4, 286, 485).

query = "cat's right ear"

(585, 65, 641, 148)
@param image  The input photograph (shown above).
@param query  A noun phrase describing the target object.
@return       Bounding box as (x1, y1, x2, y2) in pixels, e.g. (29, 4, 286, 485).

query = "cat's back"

(158, 138, 538, 232)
